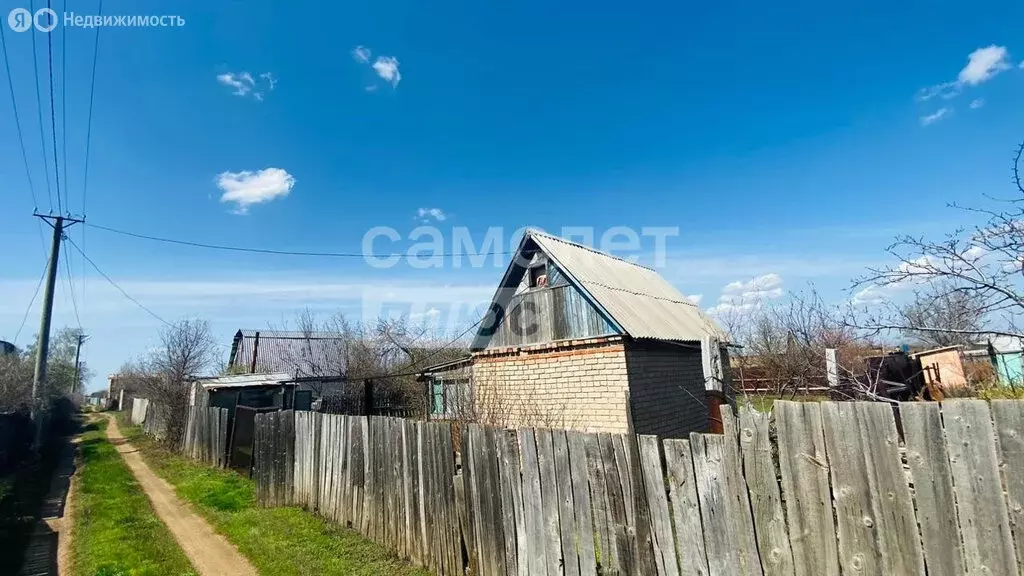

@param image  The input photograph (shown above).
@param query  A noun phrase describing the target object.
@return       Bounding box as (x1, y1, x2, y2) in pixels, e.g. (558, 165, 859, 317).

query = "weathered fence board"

(941, 400, 1020, 576)
(736, 407, 793, 576)
(663, 438, 709, 576)
(774, 401, 840, 576)
(899, 402, 965, 576)
(240, 401, 1024, 576)
(991, 399, 1024, 573)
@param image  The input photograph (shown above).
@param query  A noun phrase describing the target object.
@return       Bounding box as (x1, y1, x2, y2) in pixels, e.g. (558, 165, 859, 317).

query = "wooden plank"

(441, 424, 462, 576)
(402, 420, 414, 562)
(519, 429, 548, 576)
(507, 431, 528, 576)
(663, 439, 709, 576)
(415, 421, 427, 567)
(553, 430, 581, 576)
(774, 401, 840, 576)
(535, 429, 564, 576)
(358, 416, 370, 535)
(854, 402, 924, 575)
(819, 402, 883, 575)
(482, 426, 508, 576)
(600, 433, 632, 575)
(584, 434, 613, 573)
(496, 429, 521, 575)
(941, 399, 1019, 575)
(638, 435, 679, 576)
(992, 400, 1024, 573)
(568, 432, 598, 576)
(690, 433, 744, 576)
(737, 406, 794, 576)
(623, 434, 658, 576)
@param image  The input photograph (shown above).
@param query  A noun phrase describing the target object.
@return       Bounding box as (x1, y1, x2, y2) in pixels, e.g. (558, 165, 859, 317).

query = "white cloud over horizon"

(216, 168, 296, 214)
(708, 273, 784, 314)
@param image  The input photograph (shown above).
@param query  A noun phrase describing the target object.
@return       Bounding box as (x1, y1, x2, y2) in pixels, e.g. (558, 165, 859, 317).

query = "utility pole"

(31, 213, 83, 434)
(73, 333, 90, 395)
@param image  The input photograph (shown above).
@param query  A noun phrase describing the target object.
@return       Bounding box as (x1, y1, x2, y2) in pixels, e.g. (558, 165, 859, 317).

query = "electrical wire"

(46, 0, 63, 214)
(13, 256, 52, 345)
(62, 238, 82, 331)
(82, 0, 102, 218)
(60, 0, 67, 214)
(64, 237, 173, 327)
(0, 21, 40, 212)
(29, 0, 55, 213)
(86, 222, 519, 258)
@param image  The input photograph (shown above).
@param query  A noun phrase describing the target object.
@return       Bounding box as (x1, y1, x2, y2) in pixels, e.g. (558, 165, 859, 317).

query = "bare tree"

(897, 280, 988, 347)
(853, 142, 1024, 341)
(142, 319, 218, 445)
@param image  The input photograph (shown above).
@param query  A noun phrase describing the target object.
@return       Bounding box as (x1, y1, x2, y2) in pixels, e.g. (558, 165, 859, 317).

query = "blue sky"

(1, 0, 1023, 392)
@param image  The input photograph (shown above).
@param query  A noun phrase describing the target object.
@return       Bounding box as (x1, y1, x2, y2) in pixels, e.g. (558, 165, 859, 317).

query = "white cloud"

(918, 45, 1012, 102)
(920, 107, 951, 126)
(685, 294, 703, 305)
(417, 207, 447, 222)
(216, 168, 296, 214)
(708, 273, 784, 315)
(217, 71, 276, 101)
(969, 98, 985, 109)
(372, 56, 401, 87)
(958, 45, 1011, 85)
(352, 45, 371, 63)
(217, 72, 253, 96)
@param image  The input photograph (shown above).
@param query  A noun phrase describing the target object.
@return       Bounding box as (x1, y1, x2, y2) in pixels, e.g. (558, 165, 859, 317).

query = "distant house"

(227, 330, 347, 379)
(965, 336, 1024, 387)
(911, 345, 968, 390)
(420, 229, 730, 439)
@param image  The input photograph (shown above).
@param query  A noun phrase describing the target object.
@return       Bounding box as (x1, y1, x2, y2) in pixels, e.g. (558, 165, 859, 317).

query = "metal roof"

(196, 373, 293, 390)
(230, 330, 348, 377)
(528, 230, 726, 342)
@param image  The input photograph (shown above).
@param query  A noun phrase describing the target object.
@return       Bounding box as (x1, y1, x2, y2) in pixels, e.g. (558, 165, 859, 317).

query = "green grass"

(71, 418, 197, 576)
(116, 414, 432, 576)
(738, 394, 829, 413)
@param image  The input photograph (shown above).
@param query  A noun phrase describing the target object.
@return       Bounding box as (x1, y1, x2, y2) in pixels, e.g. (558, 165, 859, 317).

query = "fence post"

(363, 380, 374, 416)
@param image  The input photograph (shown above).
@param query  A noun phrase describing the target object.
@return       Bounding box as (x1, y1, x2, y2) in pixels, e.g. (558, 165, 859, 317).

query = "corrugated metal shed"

(230, 330, 347, 377)
(529, 230, 726, 342)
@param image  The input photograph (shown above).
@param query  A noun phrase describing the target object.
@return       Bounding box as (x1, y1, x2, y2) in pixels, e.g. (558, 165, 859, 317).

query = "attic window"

(529, 265, 548, 288)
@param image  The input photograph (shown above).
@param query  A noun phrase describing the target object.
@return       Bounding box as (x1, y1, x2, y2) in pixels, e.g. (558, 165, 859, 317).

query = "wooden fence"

(254, 399, 1024, 576)
(182, 403, 231, 468)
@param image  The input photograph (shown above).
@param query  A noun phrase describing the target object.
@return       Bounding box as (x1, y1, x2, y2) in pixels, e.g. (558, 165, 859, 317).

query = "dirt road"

(102, 414, 258, 576)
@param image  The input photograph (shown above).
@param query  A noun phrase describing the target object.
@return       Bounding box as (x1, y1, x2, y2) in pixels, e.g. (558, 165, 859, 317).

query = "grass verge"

(71, 417, 197, 576)
(116, 413, 431, 576)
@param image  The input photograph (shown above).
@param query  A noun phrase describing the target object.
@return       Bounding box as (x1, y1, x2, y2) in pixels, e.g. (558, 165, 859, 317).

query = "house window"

(529, 265, 548, 288)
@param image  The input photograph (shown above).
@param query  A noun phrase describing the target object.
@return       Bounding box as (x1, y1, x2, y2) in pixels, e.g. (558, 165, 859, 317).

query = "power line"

(46, 0, 63, 214)
(0, 20, 40, 211)
(60, 0, 68, 214)
(14, 256, 52, 345)
(82, 0, 102, 218)
(62, 238, 82, 330)
(86, 222, 519, 258)
(64, 237, 172, 327)
(30, 0, 55, 213)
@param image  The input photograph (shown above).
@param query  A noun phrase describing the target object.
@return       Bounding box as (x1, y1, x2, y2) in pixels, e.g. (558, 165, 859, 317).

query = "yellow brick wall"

(470, 338, 630, 433)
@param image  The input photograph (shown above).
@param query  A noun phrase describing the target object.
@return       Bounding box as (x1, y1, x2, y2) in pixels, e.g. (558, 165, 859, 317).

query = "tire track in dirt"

(101, 414, 258, 576)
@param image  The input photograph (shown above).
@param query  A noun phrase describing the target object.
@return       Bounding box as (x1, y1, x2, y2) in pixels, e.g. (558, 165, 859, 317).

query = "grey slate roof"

(196, 373, 293, 390)
(525, 230, 726, 343)
(229, 330, 347, 378)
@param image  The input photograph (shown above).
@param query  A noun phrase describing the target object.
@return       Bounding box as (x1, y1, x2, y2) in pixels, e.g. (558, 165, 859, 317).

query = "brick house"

(421, 229, 730, 438)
